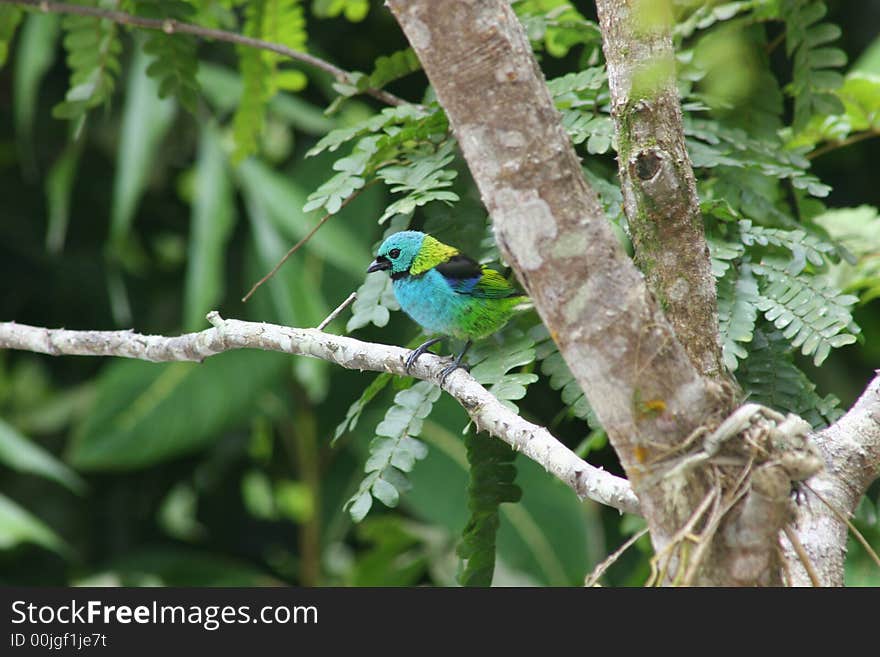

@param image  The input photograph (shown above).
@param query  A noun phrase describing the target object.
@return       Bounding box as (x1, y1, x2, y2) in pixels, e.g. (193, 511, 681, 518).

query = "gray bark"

(786, 374, 880, 585)
(0, 315, 640, 515)
(596, 0, 727, 382)
(386, 0, 756, 584)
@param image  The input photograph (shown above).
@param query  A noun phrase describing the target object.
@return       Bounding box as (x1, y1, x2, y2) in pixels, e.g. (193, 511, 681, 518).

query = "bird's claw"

(405, 337, 443, 374)
(439, 361, 469, 386)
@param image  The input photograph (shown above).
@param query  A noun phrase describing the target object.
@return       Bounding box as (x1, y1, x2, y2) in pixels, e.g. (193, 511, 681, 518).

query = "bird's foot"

(439, 360, 469, 386)
(405, 337, 443, 373)
(438, 340, 473, 386)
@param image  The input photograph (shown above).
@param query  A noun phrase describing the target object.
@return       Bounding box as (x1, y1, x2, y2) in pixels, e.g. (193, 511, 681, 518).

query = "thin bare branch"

(242, 179, 378, 302)
(0, 314, 641, 516)
(783, 524, 821, 587)
(2, 0, 409, 107)
(584, 527, 649, 586)
(806, 130, 880, 161)
(317, 292, 357, 330)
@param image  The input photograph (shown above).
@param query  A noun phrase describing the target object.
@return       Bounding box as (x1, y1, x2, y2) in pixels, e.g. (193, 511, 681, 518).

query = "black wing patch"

(434, 254, 483, 280)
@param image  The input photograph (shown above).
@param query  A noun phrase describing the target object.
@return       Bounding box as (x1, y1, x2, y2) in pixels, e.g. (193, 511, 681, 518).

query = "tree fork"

(384, 0, 761, 584)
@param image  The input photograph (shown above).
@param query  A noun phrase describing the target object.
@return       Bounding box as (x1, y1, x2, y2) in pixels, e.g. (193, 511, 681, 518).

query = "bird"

(367, 230, 528, 384)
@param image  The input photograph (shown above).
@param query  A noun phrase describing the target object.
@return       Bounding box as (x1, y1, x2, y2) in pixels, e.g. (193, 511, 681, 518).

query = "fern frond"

(345, 381, 439, 522)
(260, 0, 307, 95)
(368, 48, 421, 90)
(738, 326, 842, 428)
(306, 104, 432, 157)
(303, 136, 378, 214)
(752, 256, 858, 366)
(232, 0, 308, 160)
(685, 117, 831, 197)
(707, 233, 745, 278)
(133, 0, 201, 113)
(739, 219, 837, 270)
(232, 1, 269, 161)
(783, 0, 846, 131)
(333, 373, 392, 444)
(312, 0, 369, 22)
(716, 261, 759, 372)
(674, 1, 754, 40)
(377, 141, 460, 223)
(346, 270, 400, 331)
(468, 329, 539, 414)
(513, 0, 601, 58)
(53, 4, 123, 130)
(457, 432, 521, 587)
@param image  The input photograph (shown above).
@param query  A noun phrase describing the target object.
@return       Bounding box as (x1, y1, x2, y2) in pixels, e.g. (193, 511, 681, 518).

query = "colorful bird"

(367, 230, 528, 383)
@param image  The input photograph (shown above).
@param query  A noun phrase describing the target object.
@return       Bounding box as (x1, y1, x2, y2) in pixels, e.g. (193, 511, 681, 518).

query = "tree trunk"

(385, 0, 771, 585)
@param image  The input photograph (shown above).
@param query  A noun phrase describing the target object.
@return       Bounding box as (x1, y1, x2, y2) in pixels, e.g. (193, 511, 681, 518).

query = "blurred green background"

(0, 0, 878, 586)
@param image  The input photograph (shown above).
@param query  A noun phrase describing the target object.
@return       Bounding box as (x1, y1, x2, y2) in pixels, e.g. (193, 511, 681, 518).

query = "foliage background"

(0, 0, 878, 586)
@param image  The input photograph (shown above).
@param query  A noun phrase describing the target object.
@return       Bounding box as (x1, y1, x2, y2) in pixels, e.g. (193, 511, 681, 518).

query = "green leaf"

(237, 158, 370, 278)
(44, 138, 83, 253)
(0, 6, 23, 68)
(377, 141, 460, 223)
(303, 136, 377, 214)
(240, 176, 330, 400)
(134, 0, 201, 113)
(813, 205, 880, 303)
(344, 381, 439, 520)
(13, 13, 60, 156)
(716, 261, 759, 372)
(333, 373, 392, 444)
(346, 272, 400, 331)
(752, 256, 859, 366)
(0, 493, 68, 555)
(0, 418, 85, 494)
(411, 412, 594, 585)
(312, 0, 370, 22)
(184, 123, 236, 331)
(468, 328, 539, 415)
(783, 0, 847, 131)
(737, 326, 842, 428)
(232, 0, 309, 160)
(348, 491, 372, 522)
(53, 5, 123, 132)
(368, 48, 421, 90)
(787, 73, 880, 151)
(457, 431, 521, 586)
(305, 104, 431, 157)
(110, 46, 176, 248)
(69, 351, 288, 470)
(514, 0, 601, 58)
(198, 63, 335, 135)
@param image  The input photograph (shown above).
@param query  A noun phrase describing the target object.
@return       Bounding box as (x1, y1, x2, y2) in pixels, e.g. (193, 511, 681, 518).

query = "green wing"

(472, 266, 523, 299)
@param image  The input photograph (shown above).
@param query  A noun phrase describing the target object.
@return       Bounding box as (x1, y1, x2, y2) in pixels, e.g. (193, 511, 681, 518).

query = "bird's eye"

(389, 248, 401, 259)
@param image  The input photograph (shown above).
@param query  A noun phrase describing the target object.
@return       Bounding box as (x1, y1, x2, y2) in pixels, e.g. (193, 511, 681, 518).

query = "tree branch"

(2, 0, 409, 107)
(596, 0, 726, 382)
(0, 314, 640, 516)
(786, 372, 880, 586)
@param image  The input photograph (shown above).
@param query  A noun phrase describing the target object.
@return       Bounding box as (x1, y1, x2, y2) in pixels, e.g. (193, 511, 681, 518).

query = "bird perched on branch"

(367, 230, 528, 384)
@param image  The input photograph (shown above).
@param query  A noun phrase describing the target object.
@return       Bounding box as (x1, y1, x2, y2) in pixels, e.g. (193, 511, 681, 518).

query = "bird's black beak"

(367, 256, 392, 273)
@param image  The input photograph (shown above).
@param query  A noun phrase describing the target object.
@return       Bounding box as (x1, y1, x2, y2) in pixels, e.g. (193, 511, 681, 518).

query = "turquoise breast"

(393, 270, 464, 337)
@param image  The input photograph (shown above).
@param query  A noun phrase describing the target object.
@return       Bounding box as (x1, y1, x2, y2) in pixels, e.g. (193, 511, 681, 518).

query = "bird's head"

(367, 230, 426, 277)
